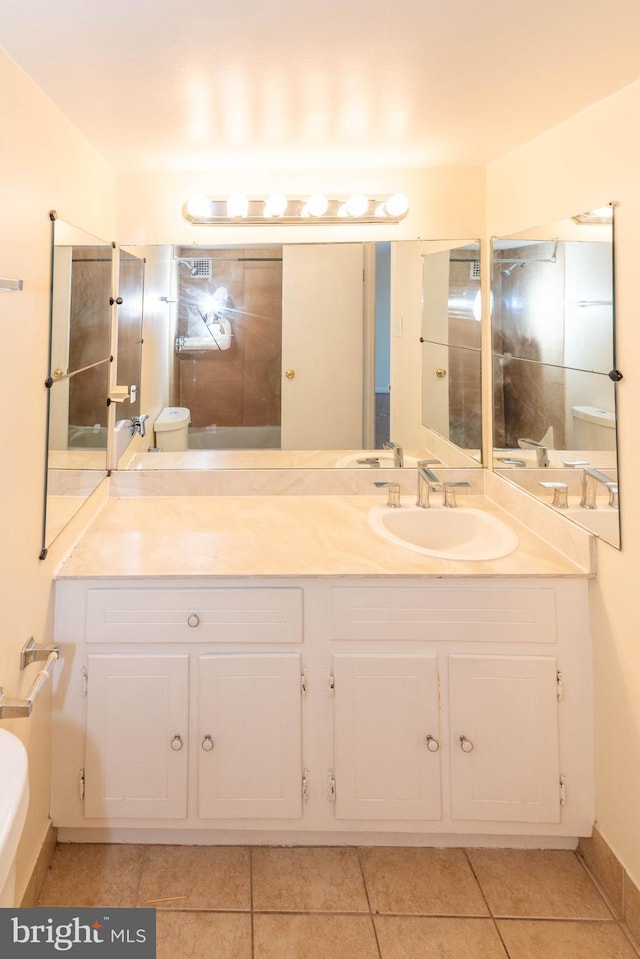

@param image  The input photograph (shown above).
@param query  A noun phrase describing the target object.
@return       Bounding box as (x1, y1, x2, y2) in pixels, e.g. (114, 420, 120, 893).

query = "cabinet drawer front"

(86, 588, 303, 644)
(330, 587, 556, 643)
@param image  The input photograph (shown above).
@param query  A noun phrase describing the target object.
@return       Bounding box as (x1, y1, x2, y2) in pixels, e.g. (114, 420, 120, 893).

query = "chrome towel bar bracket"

(0, 638, 60, 719)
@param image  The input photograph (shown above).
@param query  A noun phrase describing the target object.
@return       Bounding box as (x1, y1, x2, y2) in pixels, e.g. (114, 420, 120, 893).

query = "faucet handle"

(442, 481, 471, 508)
(539, 481, 569, 508)
(374, 481, 401, 508)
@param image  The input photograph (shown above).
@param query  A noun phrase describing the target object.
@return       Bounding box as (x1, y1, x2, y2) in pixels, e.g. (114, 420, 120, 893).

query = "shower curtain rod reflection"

(494, 240, 559, 266)
(174, 256, 283, 263)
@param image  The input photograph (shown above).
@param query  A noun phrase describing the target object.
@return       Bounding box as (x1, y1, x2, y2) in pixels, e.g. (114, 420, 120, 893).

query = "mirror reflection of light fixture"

(0, 278, 23, 292)
(183, 192, 410, 225)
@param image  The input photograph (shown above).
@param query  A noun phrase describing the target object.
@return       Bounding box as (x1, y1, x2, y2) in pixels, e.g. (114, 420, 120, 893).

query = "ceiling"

(2, 0, 640, 173)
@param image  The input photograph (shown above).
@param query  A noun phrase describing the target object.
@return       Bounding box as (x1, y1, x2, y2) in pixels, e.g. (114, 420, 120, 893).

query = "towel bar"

(0, 638, 60, 719)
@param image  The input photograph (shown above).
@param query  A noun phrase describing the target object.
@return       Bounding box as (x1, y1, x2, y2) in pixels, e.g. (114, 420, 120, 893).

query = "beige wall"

(0, 50, 116, 900)
(487, 79, 640, 888)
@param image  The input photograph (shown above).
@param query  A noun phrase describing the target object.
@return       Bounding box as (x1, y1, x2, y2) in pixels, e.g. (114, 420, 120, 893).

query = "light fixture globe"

(227, 193, 249, 217)
(384, 193, 409, 217)
(345, 194, 369, 217)
(186, 194, 211, 218)
(264, 194, 288, 217)
(306, 194, 329, 217)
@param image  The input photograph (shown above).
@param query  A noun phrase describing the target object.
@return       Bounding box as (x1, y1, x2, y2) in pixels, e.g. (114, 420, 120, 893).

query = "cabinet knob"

(459, 735, 474, 753)
(170, 734, 184, 751)
(285, 369, 295, 379)
(425, 735, 440, 752)
(201, 735, 214, 752)
(187, 613, 200, 628)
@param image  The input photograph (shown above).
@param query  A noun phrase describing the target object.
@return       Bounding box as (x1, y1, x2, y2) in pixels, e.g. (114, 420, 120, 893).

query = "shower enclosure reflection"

(42, 216, 113, 555)
(420, 240, 482, 464)
(491, 207, 620, 548)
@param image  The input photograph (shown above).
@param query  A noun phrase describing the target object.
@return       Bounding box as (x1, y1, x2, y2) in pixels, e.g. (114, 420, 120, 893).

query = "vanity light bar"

(183, 194, 409, 226)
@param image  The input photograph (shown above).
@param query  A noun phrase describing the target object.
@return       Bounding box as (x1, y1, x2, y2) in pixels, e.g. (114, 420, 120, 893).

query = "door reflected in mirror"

(41, 216, 113, 555)
(116, 241, 455, 471)
(491, 206, 620, 548)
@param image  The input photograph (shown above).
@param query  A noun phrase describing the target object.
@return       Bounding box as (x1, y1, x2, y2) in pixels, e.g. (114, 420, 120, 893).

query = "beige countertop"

(56, 493, 590, 580)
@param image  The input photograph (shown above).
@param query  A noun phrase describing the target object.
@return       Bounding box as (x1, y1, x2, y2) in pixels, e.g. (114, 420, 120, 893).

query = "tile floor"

(37, 844, 640, 959)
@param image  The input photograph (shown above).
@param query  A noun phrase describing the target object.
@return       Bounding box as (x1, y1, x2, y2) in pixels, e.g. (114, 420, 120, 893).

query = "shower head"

(500, 262, 525, 277)
(175, 257, 212, 278)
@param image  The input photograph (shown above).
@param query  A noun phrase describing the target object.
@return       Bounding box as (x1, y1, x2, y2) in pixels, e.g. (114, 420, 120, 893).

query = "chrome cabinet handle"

(425, 735, 440, 752)
(459, 735, 474, 753)
(201, 735, 214, 752)
(187, 613, 200, 628)
(170, 734, 184, 751)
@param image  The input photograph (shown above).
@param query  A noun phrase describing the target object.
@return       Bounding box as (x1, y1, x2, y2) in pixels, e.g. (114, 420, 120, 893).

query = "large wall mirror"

(41, 214, 114, 555)
(491, 205, 620, 548)
(114, 240, 475, 472)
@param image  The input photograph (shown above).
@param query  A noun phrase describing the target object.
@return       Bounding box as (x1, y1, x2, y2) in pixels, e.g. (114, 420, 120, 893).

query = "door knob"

(285, 369, 296, 379)
(201, 735, 214, 752)
(459, 735, 474, 753)
(425, 735, 440, 752)
(170, 734, 184, 751)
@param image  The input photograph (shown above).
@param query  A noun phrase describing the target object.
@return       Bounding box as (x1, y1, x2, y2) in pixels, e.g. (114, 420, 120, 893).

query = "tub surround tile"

(496, 919, 638, 959)
(359, 847, 488, 917)
(156, 911, 251, 959)
(467, 849, 613, 920)
(253, 914, 379, 959)
(137, 845, 250, 910)
(251, 847, 368, 913)
(374, 916, 508, 959)
(38, 843, 145, 907)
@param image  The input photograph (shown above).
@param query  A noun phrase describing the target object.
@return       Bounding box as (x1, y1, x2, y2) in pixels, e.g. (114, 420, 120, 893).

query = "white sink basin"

(0, 729, 29, 906)
(368, 503, 519, 561)
(335, 451, 419, 469)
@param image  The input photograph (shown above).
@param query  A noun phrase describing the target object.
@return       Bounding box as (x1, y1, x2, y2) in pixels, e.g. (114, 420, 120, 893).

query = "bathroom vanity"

(49, 488, 595, 846)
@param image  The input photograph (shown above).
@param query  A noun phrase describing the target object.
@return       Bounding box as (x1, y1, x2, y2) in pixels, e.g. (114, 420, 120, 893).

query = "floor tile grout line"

(355, 847, 383, 959)
(463, 848, 512, 959)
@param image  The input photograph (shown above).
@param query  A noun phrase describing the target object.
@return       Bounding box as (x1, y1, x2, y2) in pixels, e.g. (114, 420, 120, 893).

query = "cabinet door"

(449, 655, 560, 823)
(85, 653, 189, 819)
(333, 654, 442, 820)
(198, 654, 303, 819)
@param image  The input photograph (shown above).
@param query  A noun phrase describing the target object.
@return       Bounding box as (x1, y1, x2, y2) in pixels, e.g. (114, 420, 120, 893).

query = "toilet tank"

(153, 407, 191, 451)
(571, 405, 616, 451)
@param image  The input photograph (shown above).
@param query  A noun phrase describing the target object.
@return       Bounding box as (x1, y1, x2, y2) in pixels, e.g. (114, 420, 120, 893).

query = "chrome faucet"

(518, 437, 549, 468)
(383, 441, 404, 468)
(416, 460, 440, 508)
(580, 466, 617, 509)
(129, 414, 149, 438)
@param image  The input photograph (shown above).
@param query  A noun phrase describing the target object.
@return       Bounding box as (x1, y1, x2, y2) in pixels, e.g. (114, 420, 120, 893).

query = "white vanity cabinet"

(51, 576, 593, 844)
